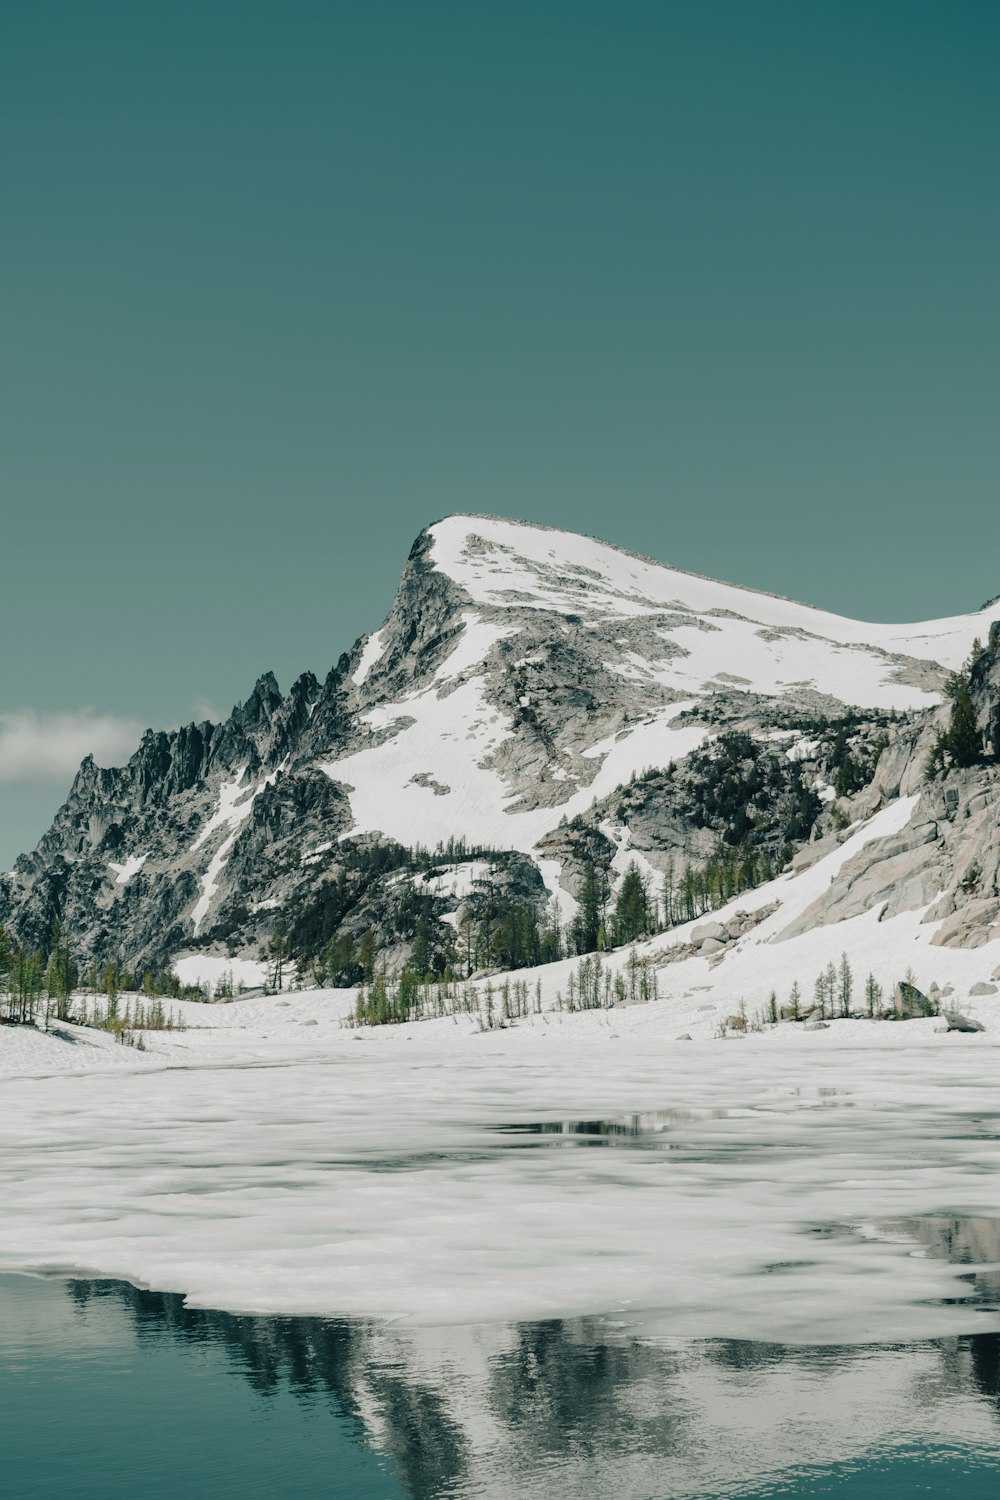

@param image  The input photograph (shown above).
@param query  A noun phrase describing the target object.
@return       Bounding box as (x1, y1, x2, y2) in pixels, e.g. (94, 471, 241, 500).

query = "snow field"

(320, 690, 706, 883)
(429, 515, 1000, 674)
(352, 626, 386, 686)
(107, 853, 147, 886)
(172, 953, 272, 992)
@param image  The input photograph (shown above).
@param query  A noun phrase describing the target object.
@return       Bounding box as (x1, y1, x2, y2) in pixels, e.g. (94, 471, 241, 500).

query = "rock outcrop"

(971, 628, 1000, 760)
(941, 1012, 986, 1034)
(779, 765, 1000, 948)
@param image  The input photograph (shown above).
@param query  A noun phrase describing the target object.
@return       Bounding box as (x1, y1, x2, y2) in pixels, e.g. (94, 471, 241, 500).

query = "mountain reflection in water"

(64, 1274, 1000, 1500)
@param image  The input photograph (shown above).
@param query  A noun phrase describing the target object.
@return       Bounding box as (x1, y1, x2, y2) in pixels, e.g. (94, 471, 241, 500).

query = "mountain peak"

(417, 514, 994, 682)
(2, 515, 998, 975)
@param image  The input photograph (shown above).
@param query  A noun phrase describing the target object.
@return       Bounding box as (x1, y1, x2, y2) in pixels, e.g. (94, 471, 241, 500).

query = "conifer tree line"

(2, 834, 782, 1019)
(567, 844, 774, 960)
(352, 948, 660, 1029)
(0, 922, 75, 1024)
(830, 727, 889, 798)
(747, 956, 937, 1032)
(0, 921, 202, 1027)
(297, 837, 778, 996)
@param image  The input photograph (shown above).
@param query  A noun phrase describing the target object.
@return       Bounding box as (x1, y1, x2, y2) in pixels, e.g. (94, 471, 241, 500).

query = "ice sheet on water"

(2, 1033, 1000, 1345)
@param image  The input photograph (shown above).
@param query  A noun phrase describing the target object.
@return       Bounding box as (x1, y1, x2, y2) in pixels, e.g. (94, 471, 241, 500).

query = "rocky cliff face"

(972, 626, 1000, 760)
(1, 515, 998, 979)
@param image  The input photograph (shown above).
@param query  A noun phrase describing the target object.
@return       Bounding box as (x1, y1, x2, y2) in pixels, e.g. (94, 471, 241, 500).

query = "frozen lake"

(4, 1018, 1000, 1342)
(4, 1009, 1000, 1492)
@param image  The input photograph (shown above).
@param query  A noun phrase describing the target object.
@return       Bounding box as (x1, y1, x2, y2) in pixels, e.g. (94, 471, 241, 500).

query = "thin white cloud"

(191, 697, 227, 726)
(0, 709, 145, 785)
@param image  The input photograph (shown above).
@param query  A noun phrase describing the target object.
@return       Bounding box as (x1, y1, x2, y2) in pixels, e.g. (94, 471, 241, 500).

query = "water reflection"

(65, 1273, 1000, 1499)
(68, 1281, 467, 1500)
(878, 1216, 1000, 1313)
(490, 1108, 714, 1145)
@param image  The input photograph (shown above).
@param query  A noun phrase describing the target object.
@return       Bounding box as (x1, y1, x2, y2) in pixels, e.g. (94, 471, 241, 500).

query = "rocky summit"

(2, 515, 999, 985)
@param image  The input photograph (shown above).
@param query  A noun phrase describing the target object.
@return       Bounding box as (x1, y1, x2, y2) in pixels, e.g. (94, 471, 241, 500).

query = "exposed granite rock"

(778, 764, 1000, 944)
(893, 981, 936, 1019)
(971, 631, 1000, 760)
(691, 920, 727, 944)
(942, 1012, 986, 1033)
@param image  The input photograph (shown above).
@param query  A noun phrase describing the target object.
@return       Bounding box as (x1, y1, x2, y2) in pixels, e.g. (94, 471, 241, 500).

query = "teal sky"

(2, 1, 998, 866)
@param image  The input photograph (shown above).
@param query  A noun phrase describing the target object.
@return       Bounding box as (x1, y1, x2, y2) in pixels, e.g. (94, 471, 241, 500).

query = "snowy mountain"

(2, 514, 999, 982)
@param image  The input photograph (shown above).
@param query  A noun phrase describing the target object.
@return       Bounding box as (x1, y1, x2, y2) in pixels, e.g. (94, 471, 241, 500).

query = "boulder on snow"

(893, 980, 936, 1019)
(700, 937, 726, 955)
(691, 920, 728, 945)
(803, 1020, 830, 1031)
(724, 910, 757, 937)
(942, 1011, 986, 1034)
(724, 1014, 747, 1032)
(969, 982, 998, 997)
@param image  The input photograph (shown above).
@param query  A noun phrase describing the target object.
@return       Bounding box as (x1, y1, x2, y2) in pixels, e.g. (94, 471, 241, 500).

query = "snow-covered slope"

(318, 515, 995, 860)
(431, 514, 989, 675)
(2, 513, 998, 974)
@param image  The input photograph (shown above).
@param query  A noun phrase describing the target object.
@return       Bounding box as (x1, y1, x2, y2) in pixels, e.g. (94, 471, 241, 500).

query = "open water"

(3, 1271, 999, 1499)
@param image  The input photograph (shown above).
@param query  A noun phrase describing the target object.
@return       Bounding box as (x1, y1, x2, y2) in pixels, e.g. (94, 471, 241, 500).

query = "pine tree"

(572, 863, 607, 955)
(661, 861, 676, 928)
(457, 912, 476, 978)
(612, 862, 650, 946)
(947, 680, 981, 768)
(834, 753, 860, 798)
(266, 922, 288, 993)
(410, 912, 432, 979)
(358, 928, 377, 983)
(930, 656, 985, 776)
(102, 959, 120, 1012)
(824, 961, 837, 1016)
(864, 973, 881, 1018)
(44, 919, 76, 1022)
(0, 928, 11, 1021)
